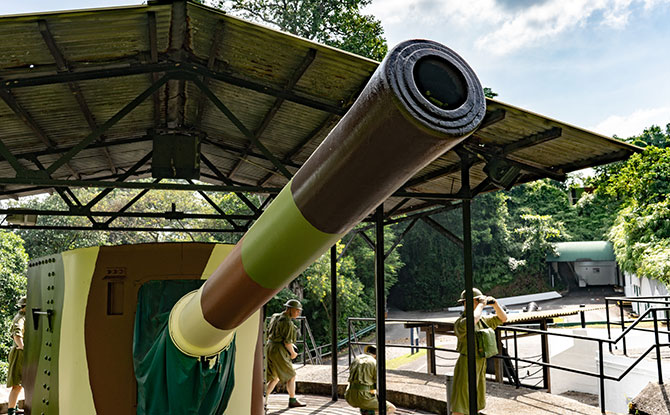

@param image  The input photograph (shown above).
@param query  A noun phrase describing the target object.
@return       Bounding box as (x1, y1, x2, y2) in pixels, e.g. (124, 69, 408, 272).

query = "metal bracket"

(31, 308, 53, 331)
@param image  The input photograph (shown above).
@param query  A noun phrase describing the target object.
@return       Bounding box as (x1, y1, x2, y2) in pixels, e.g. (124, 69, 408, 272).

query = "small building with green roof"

(547, 241, 621, 287)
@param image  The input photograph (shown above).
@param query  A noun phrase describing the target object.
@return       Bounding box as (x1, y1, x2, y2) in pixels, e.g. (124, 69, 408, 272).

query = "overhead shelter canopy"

(547, 241, 617, 263)
(0, 0, 640, 229)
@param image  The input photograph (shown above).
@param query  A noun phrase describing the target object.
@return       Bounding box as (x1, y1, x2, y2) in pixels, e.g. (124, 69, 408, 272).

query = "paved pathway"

(267, 394, 432, 414)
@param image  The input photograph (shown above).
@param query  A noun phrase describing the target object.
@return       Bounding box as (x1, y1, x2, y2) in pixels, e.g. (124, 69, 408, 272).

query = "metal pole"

(654, 309, 664, 384)
(348, 319, 352, 367)
(605, 299, 612, 353)
(330, 245, 338, 401)
(580, 304, 586, 329)
(620, 301, 627, 355)
(514, 330, 520, 388)
(375, 205, 387, 415)
(599, 340, 605, 414)
(462, 198, 478, 415)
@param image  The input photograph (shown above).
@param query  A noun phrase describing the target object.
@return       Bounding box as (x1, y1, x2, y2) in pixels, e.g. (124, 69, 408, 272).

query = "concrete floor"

(267, 394, 432, 414)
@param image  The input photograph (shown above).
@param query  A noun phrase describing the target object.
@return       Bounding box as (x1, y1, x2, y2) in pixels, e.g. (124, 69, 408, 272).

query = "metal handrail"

(503, 305, 669, 414)
(345, 301, 669, 415)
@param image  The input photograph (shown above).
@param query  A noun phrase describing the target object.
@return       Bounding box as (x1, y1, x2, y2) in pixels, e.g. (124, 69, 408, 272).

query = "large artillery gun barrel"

(169, 39, 487, 357)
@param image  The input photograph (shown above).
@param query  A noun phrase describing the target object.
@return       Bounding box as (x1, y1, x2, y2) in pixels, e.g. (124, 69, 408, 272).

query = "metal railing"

(346, 298, 670, 414)
(502, 304, 670, 414)
(605, 296, 670, 354)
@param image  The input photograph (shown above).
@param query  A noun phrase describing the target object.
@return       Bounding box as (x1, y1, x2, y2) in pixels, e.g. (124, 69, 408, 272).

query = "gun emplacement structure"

(24, 39, 486, 414)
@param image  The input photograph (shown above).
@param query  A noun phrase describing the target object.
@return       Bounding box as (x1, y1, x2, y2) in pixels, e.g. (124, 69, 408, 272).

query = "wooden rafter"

(0, 88, 80, 179)
(229, 48, 317, 179)
(38, 19, 118, 174)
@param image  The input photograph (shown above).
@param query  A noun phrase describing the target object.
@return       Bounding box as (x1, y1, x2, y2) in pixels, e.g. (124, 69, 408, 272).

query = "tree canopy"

(209, 0, 388, 60)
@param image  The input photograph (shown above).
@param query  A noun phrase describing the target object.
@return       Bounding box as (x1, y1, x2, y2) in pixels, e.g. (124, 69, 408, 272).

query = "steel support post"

(375, 205, 387, 415)
(540, 319, 551, 391)
(330, 244, 338, 401)
(606, 299, 613, 353)
(462, 198, 478, 415)
(599, 340, 605, 414)
(426, 324, 436, 375)
(654, 310, 664, 384)
(620, 301, 627, 355)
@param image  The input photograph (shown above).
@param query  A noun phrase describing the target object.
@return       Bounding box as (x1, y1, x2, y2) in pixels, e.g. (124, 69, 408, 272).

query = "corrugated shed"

(0, 0, 640, 220)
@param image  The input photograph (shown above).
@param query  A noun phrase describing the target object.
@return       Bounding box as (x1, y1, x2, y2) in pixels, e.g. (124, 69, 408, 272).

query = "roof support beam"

(147, 11, 161, 128)
(257, 113, 338, 186)
(84, 151, 154, 211)
(385, 198, 411, 219)
(421, 215, 463, 248)
(31, 157, 99, 226)
(0, 224, 244, 233)
(2, 62, 348, 116)
(0, 208, 255, 222)
(0, 137, 26, 175)
(477, 108, 506, 130)
(166, 1, 188, 128)
(195, 20, 225, 129)
(190, 75, 293, 179)
(46, 73, 171, 176)
(186, 179, 245, 232)
(38, 19, 118, 175)
(405, 126, 565, 189)
(103, 183, 155, 227)
(229, 48, 317, 179)
(200, 154, 260, 215)
(384, 217, 419, 260)
(0, 88, 80, 178)
(0, 177, 282, 193)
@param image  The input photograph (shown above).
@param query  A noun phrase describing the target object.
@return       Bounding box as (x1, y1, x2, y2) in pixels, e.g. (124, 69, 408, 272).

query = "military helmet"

(457, 288, 484, 303)
(17, 296, 27, 307)
(283, 299, 302, 310)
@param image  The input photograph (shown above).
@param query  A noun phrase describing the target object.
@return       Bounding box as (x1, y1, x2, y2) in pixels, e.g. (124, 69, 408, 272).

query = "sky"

(1, 0, 669, 139)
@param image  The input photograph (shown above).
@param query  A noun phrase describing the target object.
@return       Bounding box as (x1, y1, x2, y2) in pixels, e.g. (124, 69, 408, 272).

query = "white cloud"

(591, 106, 670, 138)
(366, 0, 670, 55)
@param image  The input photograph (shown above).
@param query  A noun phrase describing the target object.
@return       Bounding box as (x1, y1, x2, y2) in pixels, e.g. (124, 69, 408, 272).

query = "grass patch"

(386, 348, 427, 370)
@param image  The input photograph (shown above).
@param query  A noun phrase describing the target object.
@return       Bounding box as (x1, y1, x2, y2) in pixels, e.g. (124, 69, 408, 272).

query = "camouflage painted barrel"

(23, 39, 486, 415)
(170, 39, 486, 356)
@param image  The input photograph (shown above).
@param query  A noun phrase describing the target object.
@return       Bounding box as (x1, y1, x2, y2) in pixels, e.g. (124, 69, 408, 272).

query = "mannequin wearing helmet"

(264, 299, 306, 408)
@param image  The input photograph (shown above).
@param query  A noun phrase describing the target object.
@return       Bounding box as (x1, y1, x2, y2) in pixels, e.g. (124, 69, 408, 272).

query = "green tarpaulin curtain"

(133, 280, 236, 415)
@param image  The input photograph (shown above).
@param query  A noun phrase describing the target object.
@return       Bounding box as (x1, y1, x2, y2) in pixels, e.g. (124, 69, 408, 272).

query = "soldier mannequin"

(451, 288, 508, 415)
(345, 345, 396, 415)
(7, 297, 26, 415)
(265, 299, 306, 408)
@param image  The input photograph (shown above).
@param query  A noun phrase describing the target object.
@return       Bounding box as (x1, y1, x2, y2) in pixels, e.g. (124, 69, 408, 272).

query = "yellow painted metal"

(241, 182, 344, 289)
(60, 247, 99, 415)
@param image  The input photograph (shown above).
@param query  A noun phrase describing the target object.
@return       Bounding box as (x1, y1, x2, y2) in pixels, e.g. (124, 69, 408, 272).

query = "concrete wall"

(550, 328, 669, 414)
(624, 272, 670, 316)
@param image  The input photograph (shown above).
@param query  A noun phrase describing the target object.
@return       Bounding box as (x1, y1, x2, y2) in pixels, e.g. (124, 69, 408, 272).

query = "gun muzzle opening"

(413, 56, 468, 111)
(386, 39, 486, 137)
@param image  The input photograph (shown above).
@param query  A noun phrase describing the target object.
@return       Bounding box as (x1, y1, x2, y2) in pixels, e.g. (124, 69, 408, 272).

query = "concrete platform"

(295, 365, 616, 415)
(267, 394, 432, 414)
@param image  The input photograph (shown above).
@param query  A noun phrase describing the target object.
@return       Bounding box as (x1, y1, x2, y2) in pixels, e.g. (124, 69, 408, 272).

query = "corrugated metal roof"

(0, 0, 640, 220)
(547, 241, 616, 263)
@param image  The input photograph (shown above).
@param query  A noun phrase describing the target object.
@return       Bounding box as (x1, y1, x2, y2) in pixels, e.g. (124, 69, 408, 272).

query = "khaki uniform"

(450, 314, 502, 414)
(7, 311, 25, 387)
(345, 354, 390, 411)
(265, 312, 297, 383)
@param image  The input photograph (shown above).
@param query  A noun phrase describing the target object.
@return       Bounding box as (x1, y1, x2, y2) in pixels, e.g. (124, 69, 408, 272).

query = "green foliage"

(483, 87, 498, 98)
(627, 124, 670, 149)
(211, 0, 388, 60)
(0, 232, 28, 382)
(601, 145, 670, 282)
